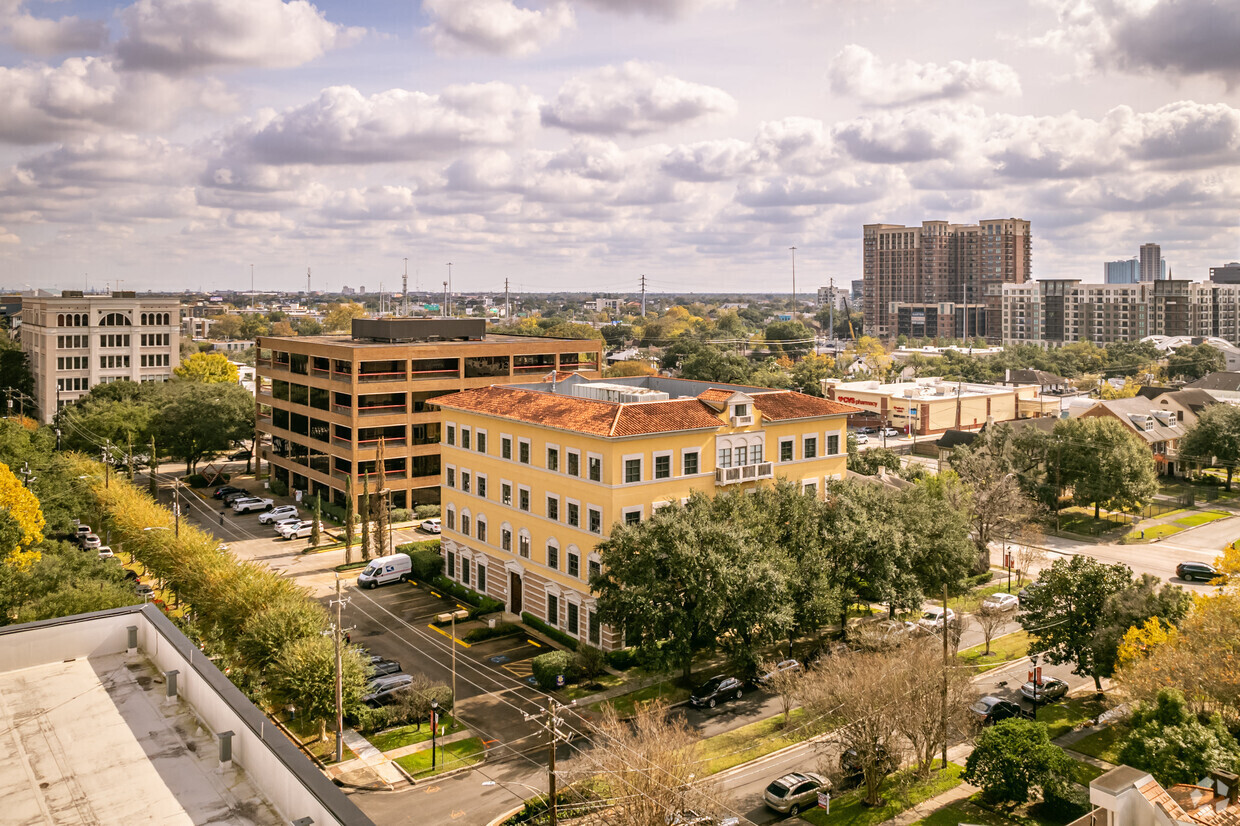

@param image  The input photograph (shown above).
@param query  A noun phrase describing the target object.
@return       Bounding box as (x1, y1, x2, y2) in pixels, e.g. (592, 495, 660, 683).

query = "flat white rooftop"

(0, 653, 282, 826)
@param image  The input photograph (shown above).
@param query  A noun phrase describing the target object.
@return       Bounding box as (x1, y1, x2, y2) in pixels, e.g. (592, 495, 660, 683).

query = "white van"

(357, 553, 413, 589)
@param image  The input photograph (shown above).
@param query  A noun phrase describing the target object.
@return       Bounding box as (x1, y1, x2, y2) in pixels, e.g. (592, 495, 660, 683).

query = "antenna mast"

(402, 258, 409, 316)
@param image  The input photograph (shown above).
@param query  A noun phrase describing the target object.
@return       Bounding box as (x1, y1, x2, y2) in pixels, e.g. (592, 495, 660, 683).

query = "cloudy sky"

(0, 0, 1238, 295)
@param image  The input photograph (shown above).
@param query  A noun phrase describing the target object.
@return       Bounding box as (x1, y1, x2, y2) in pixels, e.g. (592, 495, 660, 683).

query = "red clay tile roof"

(1142, 779, 1192, 823)
(1168, 784, 1240, 826)
(697, 388, 736, 402)
(751, 391, 858, 420)
(433, 386, 724, 437)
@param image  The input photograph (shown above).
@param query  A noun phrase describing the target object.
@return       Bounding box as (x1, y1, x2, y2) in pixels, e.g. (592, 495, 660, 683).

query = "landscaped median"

(956, 630, 1032, 672)
(800, 763, 965, 826)
(1122, 509, 1231, 542)
(393, 736, 486, 779)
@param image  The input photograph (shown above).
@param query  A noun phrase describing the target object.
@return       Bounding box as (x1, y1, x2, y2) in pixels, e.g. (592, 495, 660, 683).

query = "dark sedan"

(213, 485, 243, 500)
(970, 696, 1030, 726)
(690, 675, 744, 709)
(368, 657, 402, 677)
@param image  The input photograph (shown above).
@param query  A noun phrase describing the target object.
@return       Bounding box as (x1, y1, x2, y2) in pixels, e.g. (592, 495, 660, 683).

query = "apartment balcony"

(715, 461, 775, 486)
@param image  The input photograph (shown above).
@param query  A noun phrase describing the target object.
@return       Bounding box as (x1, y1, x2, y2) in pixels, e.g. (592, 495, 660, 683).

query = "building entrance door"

(509, 572, 523, 614)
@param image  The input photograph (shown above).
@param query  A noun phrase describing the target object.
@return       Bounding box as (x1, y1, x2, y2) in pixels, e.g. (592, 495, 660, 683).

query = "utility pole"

(331, 575, 350, 763)
(504, 277, 510, 321)
(403, 258, 409, 316)
(174, 478, 181, 538)
(307, 267, 311, 295)
(790, 246, 797, 319)
(941, 583, 949, 770)
(102, 442, 111, 489)
(829, 277, 835, 351)
(446, 262, 453, 316)
(639, 274, 647, 317)
(524, 698, 572, 826)
(442, 282, 449, 317)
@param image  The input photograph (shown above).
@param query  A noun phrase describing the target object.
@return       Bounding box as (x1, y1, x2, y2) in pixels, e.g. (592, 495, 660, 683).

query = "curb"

(487, 803, 527, 826)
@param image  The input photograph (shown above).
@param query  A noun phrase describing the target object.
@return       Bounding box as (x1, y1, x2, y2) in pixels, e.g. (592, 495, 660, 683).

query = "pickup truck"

(232, 497, 274, 513)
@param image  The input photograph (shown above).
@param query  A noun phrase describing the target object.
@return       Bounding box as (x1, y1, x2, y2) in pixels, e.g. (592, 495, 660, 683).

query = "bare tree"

(800, 650, 905, 806)
(974, 605, 1008, 656)
(569, 702, 726, 826)
(759, 661, 805, 726)
(1013, 524, 1046, 586)
(892, 642, 974, 777)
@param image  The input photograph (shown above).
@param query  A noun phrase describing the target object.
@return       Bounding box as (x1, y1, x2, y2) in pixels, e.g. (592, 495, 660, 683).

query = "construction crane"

(842, 296, 858, 341)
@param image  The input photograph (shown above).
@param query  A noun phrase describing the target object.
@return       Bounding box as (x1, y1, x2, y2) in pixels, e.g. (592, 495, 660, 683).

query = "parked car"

(233, 497, 274, 514)
(368, 658, 402, 677)
(881, 427, 900, 437)
(229, 448, 252, 461)
(1017, 581, 1044, 607)
(363, 674, 414, 706)
(222, 490, 252, 505)
(839, 744, 897, 782)
(81, 533, 102, 550)
(272, 518, 302, 534)
(97, 546, 115, 559)
(420, 518, 442, 534)
(1020, 676, 1069, 703)
(280, 521, 318, 540)
(917, 606, 956, 631)
(853, 433, 870, 445)
(689, 675, 744, 709)
(757, 659, 802, 687)
(970, 696, 1029, 726)
(1176, 561, 1219, 582)
(763, 771, 832, 816)
(981, 592, 1020, 612)
(75, 524, 92, 540)
(259, 505, 299, 524)
(213, 485, 243, 500)
(857, 426, 876, 435)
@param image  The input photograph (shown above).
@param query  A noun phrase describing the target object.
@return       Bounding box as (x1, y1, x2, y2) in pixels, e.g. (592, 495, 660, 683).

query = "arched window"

(445, 505, 456, 531)
(162, 313, 170, 325)
(140, 313, 147, 325)
(500, 522, 513, 552)
(476, 515, 487, 544)
(460, 508, 471, 539)
(517, 529, 531, 558)
(545, 538, 560, 571)
(100, 312, 130, 327)
(57, 314, 65, 326)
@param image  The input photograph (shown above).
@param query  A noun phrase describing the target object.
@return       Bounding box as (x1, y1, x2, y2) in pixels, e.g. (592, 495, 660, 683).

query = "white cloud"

(1041, 0, 1240, 83)
(833, 106, 978, 163)
(541, 62, 736, 136)
(660, 138, 751, 181)
(421, 0, 574, 57)
(0, 57, 235, 144)
(1, 1, 109, 55)
(828, 44, 1021, 106)
(18, 134, 201, 186)
(232, 83, 539, 165)
(116, 0, 363, 73)
(576, 0, 733, 19)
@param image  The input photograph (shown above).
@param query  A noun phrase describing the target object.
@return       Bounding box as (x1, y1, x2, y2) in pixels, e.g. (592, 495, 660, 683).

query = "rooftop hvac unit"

(571, 383, 670, 404)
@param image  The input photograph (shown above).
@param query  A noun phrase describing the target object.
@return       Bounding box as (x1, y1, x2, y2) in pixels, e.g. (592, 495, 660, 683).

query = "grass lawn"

(957, 630, 1031, 672)
(284, 718, 358, 765)
(1035, 695, 1109, 741)
(367, 715, 464, 753)
(914, 797, 1023, 826)
(558, 672, 626, 701)
(1124, 523, 1183, 542)
(801, 763, 964, 826)
(1056, 508, 1127, 537)
(692, 708, 811, 775)
(1071, 724, 1129, 765)
(394, 737, 486, 778)
(588, 679, 691, 717)
(1072, 759, 1106, 786)
(1174, 510, 1230, 528)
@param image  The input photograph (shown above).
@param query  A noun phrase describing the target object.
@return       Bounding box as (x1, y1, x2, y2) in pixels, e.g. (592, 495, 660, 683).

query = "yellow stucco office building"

(434, 375, 856, 650)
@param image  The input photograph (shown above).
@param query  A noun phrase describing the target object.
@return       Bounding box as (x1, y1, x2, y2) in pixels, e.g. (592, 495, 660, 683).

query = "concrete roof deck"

(265, 332, 595, 349)
(0, 652, 282, 826)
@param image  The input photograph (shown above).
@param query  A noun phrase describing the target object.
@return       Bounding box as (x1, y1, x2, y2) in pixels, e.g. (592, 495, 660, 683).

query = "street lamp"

(1029, 654, 1039, 720)
(430, 699, 440, 770)
(438, 609, 470, 710)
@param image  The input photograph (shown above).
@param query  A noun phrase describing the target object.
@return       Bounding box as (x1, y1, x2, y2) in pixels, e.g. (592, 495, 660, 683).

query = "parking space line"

(428, 623, 471, 647)
(526, 639, 541, 648)
(474, 640, 533, 658)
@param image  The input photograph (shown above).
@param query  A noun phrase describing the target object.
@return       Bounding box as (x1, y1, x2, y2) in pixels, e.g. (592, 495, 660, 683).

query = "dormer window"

(733, 403, 748, 418)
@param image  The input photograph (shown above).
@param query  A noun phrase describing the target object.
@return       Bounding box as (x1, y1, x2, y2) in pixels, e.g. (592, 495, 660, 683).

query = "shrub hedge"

(432, 576, 504, 616)
(606, 648, 638, 670)
(404, 550, 444, 581)
(521, 612, 579, 651)
(531, 650, 578, 691)
(463, 622, 522, 643)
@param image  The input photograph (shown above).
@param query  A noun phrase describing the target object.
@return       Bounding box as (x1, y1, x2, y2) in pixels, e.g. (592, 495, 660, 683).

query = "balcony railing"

(714, 461, 775, 486)
(358, 371, 407, 383)
(358, 404, 407, 416)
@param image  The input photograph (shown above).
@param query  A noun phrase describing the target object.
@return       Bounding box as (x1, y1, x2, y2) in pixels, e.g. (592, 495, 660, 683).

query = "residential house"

(1078, 396, 1191, 475)
(1076, 765, 1239, 826)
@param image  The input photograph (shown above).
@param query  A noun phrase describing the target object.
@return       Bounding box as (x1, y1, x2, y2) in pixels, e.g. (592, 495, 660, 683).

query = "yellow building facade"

(435, 376, 855, 650)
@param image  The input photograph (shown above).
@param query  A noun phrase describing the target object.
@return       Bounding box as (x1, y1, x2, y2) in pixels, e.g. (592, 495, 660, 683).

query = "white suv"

(259, 505, 299, 524)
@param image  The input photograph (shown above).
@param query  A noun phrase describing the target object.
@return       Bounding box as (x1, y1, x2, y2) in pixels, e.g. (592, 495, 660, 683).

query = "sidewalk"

(326, 728, 408, 790)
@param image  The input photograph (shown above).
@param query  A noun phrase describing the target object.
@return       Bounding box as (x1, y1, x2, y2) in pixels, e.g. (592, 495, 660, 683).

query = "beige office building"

(255, 318, 603, 509)
(822, 377, 1048, 435)
(19, 291, 181, 422)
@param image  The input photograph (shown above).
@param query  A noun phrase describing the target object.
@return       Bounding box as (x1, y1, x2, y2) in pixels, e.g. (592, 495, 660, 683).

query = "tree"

(270, 320, 295, 337)
(568, 702, 725, 826)
(1020, 555, 1133, 690)
(343, 475, 355, 565)
(0, 337, 35, 412)
(1178, 403, 1240, 489)
(1170, 343, 1226, 381)
(1118, 689, 1240, 787)
(235, 600, 327, 671)
(173, 352, 240, 384)
(154, 382, 253, 473)
(764, 320, 814, 357)
(789, 353, 834, 396)
(592, 496, 782, 684)
(964, 719, 1075, 807)
(323, 302, 366, 332)
(602, 360, 656, 378)
(801, 650, 904, 806)
(310, 493, 321, 547)
(360, 475, 371, 562)
(269, 635, 368, 741)
(759, 660, 805, 726)
(1012, 524, 1046, 586)
(677, 347, 754, 384)
(1056, 417, 1158, 519)
(210, 315, 244, 339)
(0, 462, 45, 571)
(1086, 574, 1192, 683)
(949, 432, 1041, 572)
(975, 605, 1007, 656)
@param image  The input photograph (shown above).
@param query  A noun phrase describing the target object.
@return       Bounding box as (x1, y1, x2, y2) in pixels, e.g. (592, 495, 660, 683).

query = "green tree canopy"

(1020, 555, 1133, 690)
(269, 635, 368, 740)
(1178, 403, 1240, 489)
(964, 719, 1075, 807)
(1055, 416, 1159, 518)
(1118, 689, 1240, 786)
(154, 382, 253, 472)
(764, 320, 814, 357)
(1170, 343, 1226, 381)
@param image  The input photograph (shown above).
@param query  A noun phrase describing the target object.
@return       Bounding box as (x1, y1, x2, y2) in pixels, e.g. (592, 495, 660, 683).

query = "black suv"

(213, 485, 243, 500)
(690, 675, 744, 709)
(1176, 561, 1219, 582)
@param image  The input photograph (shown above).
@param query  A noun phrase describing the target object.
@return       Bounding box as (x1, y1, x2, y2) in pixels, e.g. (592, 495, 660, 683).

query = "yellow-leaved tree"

(173, 352, 240, 384)
(0, 462, 45, 570)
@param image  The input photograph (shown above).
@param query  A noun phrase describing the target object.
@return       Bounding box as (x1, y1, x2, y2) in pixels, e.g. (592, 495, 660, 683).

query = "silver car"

(763, 771, 831, 816)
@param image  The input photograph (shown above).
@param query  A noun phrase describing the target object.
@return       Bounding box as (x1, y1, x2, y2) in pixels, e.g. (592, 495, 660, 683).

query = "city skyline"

(0, 0, 1238, 294)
